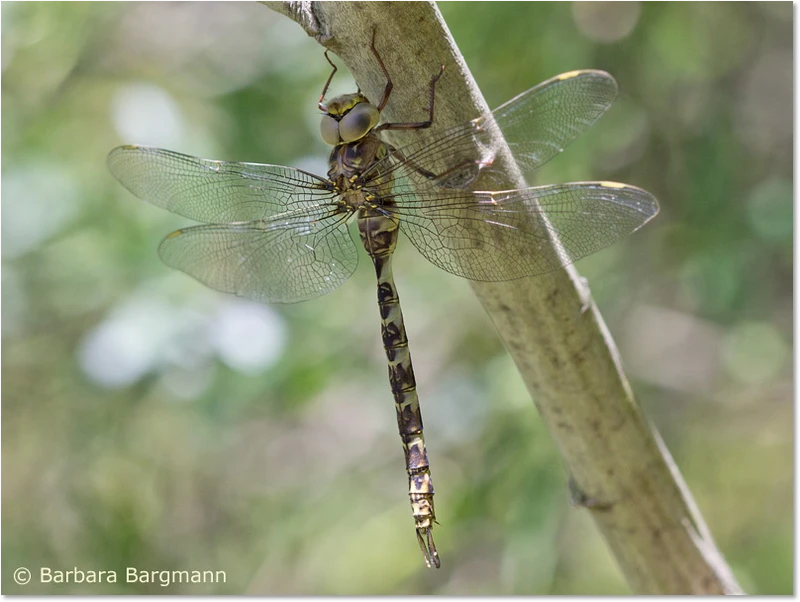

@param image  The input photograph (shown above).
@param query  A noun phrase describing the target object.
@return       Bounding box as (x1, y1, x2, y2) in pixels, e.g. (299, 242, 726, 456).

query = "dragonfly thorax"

(320, 93, 381, 146)
(326, 132, 392, 196)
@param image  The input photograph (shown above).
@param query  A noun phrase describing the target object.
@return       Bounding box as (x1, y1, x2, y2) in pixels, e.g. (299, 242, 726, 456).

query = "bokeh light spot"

(747, 178, 792, 245)
(110, 82, 184, 147)
(572, 2, 640, 43)
(722, 322, 788, 385)
(79, 297, 178, 388)
(734, 50, 792, 155)
(2, 162, 79, 258)
(211, 300, 287, 375)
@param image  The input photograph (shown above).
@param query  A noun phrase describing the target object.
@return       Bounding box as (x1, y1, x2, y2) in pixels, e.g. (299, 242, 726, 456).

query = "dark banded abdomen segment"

(359, 211, 439, 568)
(374, 253, 438, 568)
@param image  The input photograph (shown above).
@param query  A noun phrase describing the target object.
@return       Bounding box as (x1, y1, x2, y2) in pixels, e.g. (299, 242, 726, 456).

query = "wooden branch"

(263, 1, 743, 594)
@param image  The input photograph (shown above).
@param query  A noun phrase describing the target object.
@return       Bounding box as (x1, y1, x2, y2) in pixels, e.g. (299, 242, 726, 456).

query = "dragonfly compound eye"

(320, 114, 341, 146)
(339, 103, 380, 143)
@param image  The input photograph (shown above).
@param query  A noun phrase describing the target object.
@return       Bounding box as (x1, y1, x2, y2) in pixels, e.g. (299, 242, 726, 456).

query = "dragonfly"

(108, 31, 658, 569)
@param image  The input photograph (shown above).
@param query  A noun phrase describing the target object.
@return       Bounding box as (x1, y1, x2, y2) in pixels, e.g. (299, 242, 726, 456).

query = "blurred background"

(2, 1, 792, 594)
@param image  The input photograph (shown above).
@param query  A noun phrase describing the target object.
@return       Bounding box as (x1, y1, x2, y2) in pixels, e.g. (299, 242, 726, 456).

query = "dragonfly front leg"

(370, 28, 445, 132)
(384, 144, 485, 189)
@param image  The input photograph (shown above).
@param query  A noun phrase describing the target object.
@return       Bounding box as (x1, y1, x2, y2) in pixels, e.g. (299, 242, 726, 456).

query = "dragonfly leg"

(366, 144, 483, 191)
(370, 27, 445, 131)
(318, 50, 338, 111)
(375, 64, 445, 132)
(370, 27, 394, 112)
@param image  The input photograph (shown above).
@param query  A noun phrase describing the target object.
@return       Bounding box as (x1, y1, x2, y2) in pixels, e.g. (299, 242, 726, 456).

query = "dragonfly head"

(320, 93, 380, 146)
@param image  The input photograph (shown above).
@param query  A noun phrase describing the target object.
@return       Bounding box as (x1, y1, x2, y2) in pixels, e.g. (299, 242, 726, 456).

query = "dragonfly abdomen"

(357, 206, 399, 257)
(366, 229, 439, 567)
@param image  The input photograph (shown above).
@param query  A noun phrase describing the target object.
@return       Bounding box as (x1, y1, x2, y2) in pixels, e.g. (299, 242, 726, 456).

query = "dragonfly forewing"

(108, 146, 338, 224)
(491, 70, 618, 183)
(370, 70, 618, 193)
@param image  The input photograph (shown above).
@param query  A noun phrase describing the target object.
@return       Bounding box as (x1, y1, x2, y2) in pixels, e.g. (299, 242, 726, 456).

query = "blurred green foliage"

(2, 1, 791, 594)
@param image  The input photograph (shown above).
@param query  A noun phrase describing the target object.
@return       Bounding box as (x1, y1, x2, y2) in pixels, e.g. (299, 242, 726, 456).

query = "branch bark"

(263, 1, 743, 594)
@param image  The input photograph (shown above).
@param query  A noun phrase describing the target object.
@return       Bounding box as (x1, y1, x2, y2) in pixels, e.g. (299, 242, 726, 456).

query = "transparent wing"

(159, 214, 358, 303)
(107, 145, 337, 223)
(393, 182, 659, 281)
(492, 70, 618, 177)
(374, 70, 618, 190)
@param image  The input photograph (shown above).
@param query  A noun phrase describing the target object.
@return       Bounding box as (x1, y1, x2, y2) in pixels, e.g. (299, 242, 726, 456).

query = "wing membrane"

(159, 215, 358, 303)
(109, 71, 648, 297)
(493, 70, 618, 177)
(108, 146, 336, 223)
(394, 182, 658, 281)
(375, 70, 618, 191)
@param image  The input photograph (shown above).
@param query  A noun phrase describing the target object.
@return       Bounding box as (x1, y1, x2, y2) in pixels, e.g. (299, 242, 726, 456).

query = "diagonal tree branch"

(263, 1, 743, 594)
